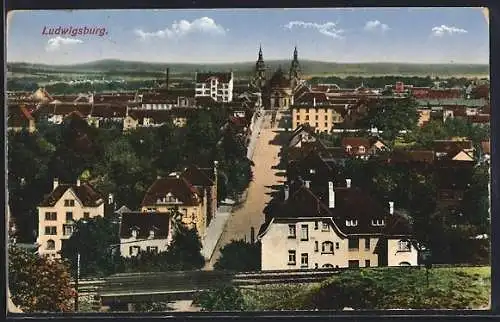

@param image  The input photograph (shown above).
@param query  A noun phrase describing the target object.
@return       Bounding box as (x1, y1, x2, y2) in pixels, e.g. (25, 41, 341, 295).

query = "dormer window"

(358, 146, 366, 153)
(371, 219, 385, 226)
(346, 145, 352, 153)
(131, 227, 139, 238)
(397, 240, 411, 252)
(346, 220, 358, 227)
(309, 169, 316, 174)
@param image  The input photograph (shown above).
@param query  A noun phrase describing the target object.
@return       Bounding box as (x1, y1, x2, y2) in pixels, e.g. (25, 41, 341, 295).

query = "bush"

(195, 286, 246, 311)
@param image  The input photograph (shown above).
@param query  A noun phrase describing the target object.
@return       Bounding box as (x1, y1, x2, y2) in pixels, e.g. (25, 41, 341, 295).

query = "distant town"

(8, 45, 491, 312)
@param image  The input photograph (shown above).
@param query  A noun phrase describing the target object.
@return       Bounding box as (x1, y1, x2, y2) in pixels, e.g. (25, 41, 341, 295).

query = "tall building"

(289, 46, 301, 90)
(252, 44, 267, 90)
(194, 72, 234, 102)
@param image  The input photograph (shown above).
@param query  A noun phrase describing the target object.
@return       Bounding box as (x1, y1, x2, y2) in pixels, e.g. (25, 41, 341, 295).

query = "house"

(8, 104, 37, 133)
(258, 180, 419, 270)
(181, 163, 218, 225)
(195, 72, 234, 102)
(37, 178, 104, 258)
(140, 173, 209, 237)
(291, 93, 347, 133)
(287, 150, 344, 190)
(119, 212, 173, 258)
(433, 140, 475, 161)
(288, 124, 317, 148)
(340, 137, 387, 159)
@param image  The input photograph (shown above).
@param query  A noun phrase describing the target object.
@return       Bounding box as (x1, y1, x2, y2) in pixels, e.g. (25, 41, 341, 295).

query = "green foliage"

(358, 98, 419, 142)
(196, 286, 246, 311)
(9, 245, 76, 312)
(60, 217, 121, 278)
(214, 240, 261, 271)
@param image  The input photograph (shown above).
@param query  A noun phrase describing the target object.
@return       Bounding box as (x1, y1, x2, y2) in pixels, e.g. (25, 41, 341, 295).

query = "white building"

(195, 72, 234, 102)
(119, 212, 174, 257)
(37, 179, 104, 258)
(258, 180, 419, 270)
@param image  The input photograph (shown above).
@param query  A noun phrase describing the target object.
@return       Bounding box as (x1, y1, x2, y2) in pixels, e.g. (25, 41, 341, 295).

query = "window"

(348, 238, 359, 250)
(346, 145, 352, 152)
(288, 225, 296, 238)
(398, 240, 411, 252)
(322, 222, 329, 231)
(149, 230, 155, 238)
(65, 212, 73, 222)
(310, 169, 316, 174)
(83, 212, 90, 220)
(315, 122, 319, 127)
(371, 219, 385, 226)
(314, 221, 319, 230)
(45, 226, 57, 235)
(301, 253, 309, 267)
(306, 108, 310, 113)
(131, 228, 139, 238)
(296, 115, 300, 120)
(348, 260, 360, 268)
(45, 212, 57, 221)
(322, 241, 334, 253)
(305, 115, 309, 121)
(64, 199, 75, 207)
(365, 238, 370, 250)
(324, 115, 328, 120)
(346, 220, 358, 227)
(335, 242, 340, 249)
(147, 246, 158, 254)
(46, 239, 55, 250)
(63, 224, 73, 236)
(129, 246, 140, 256)
(365, 260, 371, 267)
(300, 225, 309, 241)
(324, 122, 328, 128)
(315, 115, 319, 120)
(315, 241, 319, 252)
(288, 250, 296, 265)
(359, 146, 366, 153)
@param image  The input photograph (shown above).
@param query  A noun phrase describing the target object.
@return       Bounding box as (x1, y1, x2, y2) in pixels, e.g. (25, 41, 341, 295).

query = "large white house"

(258, 180, 419, 270)
(37, 178, 104, 258)
(194, 72, 234, 103)
(119, 212, 174, 257)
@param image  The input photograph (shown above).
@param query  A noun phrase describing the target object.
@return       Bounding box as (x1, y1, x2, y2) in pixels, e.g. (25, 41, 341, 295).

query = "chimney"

(76, 179, 81, 187)
(328, 181, 335, 208)
(346, 179, 351, 188)
(304, 180, 311, 188)
(53, 178, 59, 190)
(389, 201, 395, 215)
(313, 97, 316, 107)
(284, 185, 289, 201)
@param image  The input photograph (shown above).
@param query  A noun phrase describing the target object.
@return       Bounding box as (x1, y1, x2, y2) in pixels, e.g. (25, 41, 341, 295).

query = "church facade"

(251, 46, 303, 110)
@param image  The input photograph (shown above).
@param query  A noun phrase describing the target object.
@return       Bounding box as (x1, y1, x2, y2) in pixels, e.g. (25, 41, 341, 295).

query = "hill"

(7, 60, 489, 78)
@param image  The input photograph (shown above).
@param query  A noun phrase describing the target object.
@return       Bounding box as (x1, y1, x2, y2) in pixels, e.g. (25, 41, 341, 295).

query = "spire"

(293, 46, 298, 60)
(259, 44, 263, 60)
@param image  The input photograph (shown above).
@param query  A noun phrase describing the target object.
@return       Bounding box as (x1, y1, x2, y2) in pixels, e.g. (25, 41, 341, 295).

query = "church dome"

(269, 68, 290, 88)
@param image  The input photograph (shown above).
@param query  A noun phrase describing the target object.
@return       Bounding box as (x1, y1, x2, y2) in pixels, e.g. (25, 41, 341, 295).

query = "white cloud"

(135, 17, 227, 40)
(284, 21, 344, 39)
(364, 20, 390, 32)
(45, 36, 83, 52)
(431, 25, 468, 36)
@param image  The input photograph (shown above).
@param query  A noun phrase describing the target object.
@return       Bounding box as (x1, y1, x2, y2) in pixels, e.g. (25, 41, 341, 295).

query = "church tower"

(289, 46, 301, 90)
(252, 44, 267, 90)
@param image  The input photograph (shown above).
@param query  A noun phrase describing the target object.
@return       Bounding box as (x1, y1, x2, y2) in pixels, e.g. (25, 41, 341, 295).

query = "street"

(205, 110, 287, 269)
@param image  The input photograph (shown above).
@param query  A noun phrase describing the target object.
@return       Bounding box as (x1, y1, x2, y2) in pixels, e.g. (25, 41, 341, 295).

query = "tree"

(359, 98, 419, 142)
(164, 211, 205, 270)
(9, 245, 76, 312)
(214, 240, 261, 271)
(461, 165, 490, 233)
(61, 217, 121, 278)
(196, 286, 246, 311)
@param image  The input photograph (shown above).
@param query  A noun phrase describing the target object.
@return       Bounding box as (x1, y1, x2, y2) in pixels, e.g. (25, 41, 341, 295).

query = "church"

(250, 45, 303, 110)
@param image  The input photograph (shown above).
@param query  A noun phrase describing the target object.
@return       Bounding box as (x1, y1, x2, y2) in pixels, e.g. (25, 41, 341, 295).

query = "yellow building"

(37, 179, 105, 258)
(291, 93, 346, 132)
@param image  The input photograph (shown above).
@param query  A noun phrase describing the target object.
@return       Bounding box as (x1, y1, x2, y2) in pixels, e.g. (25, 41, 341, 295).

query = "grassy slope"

(7, 60, 489, 78)
(241, 266, 491, 310)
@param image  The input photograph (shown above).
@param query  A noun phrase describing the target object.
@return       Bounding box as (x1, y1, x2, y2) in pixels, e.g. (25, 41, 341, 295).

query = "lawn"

(240, 266, 490, 311)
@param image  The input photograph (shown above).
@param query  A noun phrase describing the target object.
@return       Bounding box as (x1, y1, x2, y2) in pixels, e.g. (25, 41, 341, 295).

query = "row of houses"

(37, 163, 219, 258)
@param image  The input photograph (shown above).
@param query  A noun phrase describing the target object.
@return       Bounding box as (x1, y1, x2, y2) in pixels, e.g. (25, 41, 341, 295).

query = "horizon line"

(7, 58, 490, 66)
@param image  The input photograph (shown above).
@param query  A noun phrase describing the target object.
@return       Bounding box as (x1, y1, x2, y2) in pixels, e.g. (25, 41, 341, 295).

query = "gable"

(452, 150, 474, 161)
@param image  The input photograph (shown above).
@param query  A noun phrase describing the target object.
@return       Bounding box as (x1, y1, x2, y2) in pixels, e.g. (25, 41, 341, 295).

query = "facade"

(140, 173, 209, 237)
(291, 96, 347, 132)
(195, 72, 234, 102)
(258, 181, 419, 270)
(37, 179, 104, 258)
(119, 212, 173, 258)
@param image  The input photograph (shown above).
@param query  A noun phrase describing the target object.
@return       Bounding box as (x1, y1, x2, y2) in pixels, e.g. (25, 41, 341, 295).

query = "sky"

(7, 8, 489, 65)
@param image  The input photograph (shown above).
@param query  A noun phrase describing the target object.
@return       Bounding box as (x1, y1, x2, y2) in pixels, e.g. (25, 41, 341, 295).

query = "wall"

(292, 107, 343, 132)
(119, 236, 172, 258)
(387, 239, 419, 266)
(260, 219, 380, 270)
(37, 188, 104, 258)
